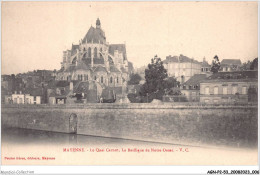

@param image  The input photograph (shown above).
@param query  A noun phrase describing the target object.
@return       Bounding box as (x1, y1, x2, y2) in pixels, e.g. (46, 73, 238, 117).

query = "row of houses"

(179, 70, 257, 103)
(4, 79, 129, 105)
(163, 55, 243, 84)
(3, 70, 257, 104)
(4, 89, 42, 105)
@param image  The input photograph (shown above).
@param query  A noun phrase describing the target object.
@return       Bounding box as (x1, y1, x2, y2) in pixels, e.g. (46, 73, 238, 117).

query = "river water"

(2, 126, 166, 146)
(1, 127, 258, 165)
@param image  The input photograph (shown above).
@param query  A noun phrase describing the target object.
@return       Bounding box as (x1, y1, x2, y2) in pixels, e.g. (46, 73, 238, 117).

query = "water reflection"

(2, 127, 257, 149)
(1, 127, 169, 146)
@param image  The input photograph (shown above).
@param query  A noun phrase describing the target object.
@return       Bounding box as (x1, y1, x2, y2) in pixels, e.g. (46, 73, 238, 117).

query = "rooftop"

(109, 44, 127, 60)
(201, 70, 257, 83)
(163, 54, 201, 64)
(82, 25, 106, 44)
(183, 74, 207, 86)
(221, 59, 242, 65)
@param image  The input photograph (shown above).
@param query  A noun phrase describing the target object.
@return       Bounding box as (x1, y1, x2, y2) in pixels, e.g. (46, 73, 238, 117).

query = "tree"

(240, 60, 252, 71)
(139, 55, 180, 101)
(250, 58, 258, 70)
(210, 55, 221, 74)
(128, 73, 142, 85)
(164, 77, 180, 94)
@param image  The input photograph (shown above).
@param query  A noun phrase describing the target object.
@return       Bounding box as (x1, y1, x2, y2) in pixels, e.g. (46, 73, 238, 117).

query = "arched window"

(101, 76, 103, 83)
(94, 76, 97, 80)
(110, 77, 113, 83)
(88, 47, 91, 58)
(94, 47, 97, 58)
(100, 47, 102, 53)
(86, 74, 88, 80)
(80, 75, 83, 81)
(78, 75, 80, 80)
(117, 77, 119, 83)
(84, 48, 86, 51)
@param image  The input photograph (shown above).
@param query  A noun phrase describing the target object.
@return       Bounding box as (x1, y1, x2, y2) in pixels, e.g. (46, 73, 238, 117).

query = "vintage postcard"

(1, 1, 259, 174)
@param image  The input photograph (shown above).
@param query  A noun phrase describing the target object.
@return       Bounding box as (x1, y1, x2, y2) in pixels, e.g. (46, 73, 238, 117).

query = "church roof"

(93, 57, 105, 64)
(71, 44, 79, 56)
(82, 26, 106, 44)
(109, 44, 127, 60)
(64, 65, 76, 72)
(75, 62, 91, 71)
(108, 56, 114, 65)
(110, 66, 120, 73)
(82, 58, 91, 65)
(93, 66, 107, 73)
(120, 67, 128, 73)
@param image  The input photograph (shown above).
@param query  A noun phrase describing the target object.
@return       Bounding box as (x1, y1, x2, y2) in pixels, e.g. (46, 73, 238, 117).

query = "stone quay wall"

(1, 103, 258, 147)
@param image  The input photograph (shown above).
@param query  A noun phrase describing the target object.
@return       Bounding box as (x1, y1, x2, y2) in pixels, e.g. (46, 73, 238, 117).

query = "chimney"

(20, 91, 22, 94)
(70, 82, 73, 91)
(14, 91, 17, 94)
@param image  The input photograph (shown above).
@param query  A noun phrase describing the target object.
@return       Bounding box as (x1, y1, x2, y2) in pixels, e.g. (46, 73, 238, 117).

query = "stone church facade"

(56, 18, 131, 88)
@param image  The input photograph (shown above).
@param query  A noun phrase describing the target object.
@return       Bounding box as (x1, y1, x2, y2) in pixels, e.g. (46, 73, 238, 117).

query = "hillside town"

(1, 18, 258, 105)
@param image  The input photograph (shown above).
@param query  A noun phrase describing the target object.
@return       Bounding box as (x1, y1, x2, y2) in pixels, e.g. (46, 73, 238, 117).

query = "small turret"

(96, 18, 101, 29)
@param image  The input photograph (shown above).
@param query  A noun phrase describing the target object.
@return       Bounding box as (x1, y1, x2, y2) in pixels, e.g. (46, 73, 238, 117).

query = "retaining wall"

(1, 103, 258, 147)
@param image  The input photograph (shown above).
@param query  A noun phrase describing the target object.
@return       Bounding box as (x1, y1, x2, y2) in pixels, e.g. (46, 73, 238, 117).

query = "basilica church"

(56, 18, 133, 88)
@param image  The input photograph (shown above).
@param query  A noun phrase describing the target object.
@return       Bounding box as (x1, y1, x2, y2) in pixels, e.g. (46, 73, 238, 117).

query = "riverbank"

(1, 103, 258, 148)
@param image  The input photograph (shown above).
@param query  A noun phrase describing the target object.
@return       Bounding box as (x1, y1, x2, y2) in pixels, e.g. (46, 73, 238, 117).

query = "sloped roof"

(55, 81, 70, 87)
(93, 57, 105, 64)
(120, 67, 128, 73)
(109, 44, 127, 60)
(221, 59, 242, 65)
(75, 62, 91, 71)
(82, 26, 106, 44)
(163, 55, 200, 64)
(64, 65, 76, 72)
(49, 86, 71, 98)
(71, 44, 79, 56)
(93, 66, 107, 72)
(73, 81, 97, 94)
(183, 74, 207, 86)
(202, 70, 257, 83)
(179, 54, 200, 64)
(110, 66, 120, 73)
(82, 58, 91, 65)
(201, 60, 210, 67)
(108, 56, 114, 65)
(128, 61, 133, 69)
(163, 56, 178, 64)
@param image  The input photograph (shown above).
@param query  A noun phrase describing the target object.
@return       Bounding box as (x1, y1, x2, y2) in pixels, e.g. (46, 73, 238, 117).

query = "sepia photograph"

(1, 1, 259, 173)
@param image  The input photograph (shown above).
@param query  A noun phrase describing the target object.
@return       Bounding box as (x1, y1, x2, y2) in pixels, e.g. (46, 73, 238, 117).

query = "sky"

(2, 1, 258, 75)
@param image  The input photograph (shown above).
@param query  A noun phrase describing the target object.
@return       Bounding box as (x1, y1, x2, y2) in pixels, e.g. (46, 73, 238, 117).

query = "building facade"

(163, 54, 202, 84)
(56, 18, 132, 89)
(10, 91, 42, 104)
(220, 59, 242, 72)
(201, 57, 211, 74)
(200, 71, 257, 103)
(181, 74, 207, 102)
